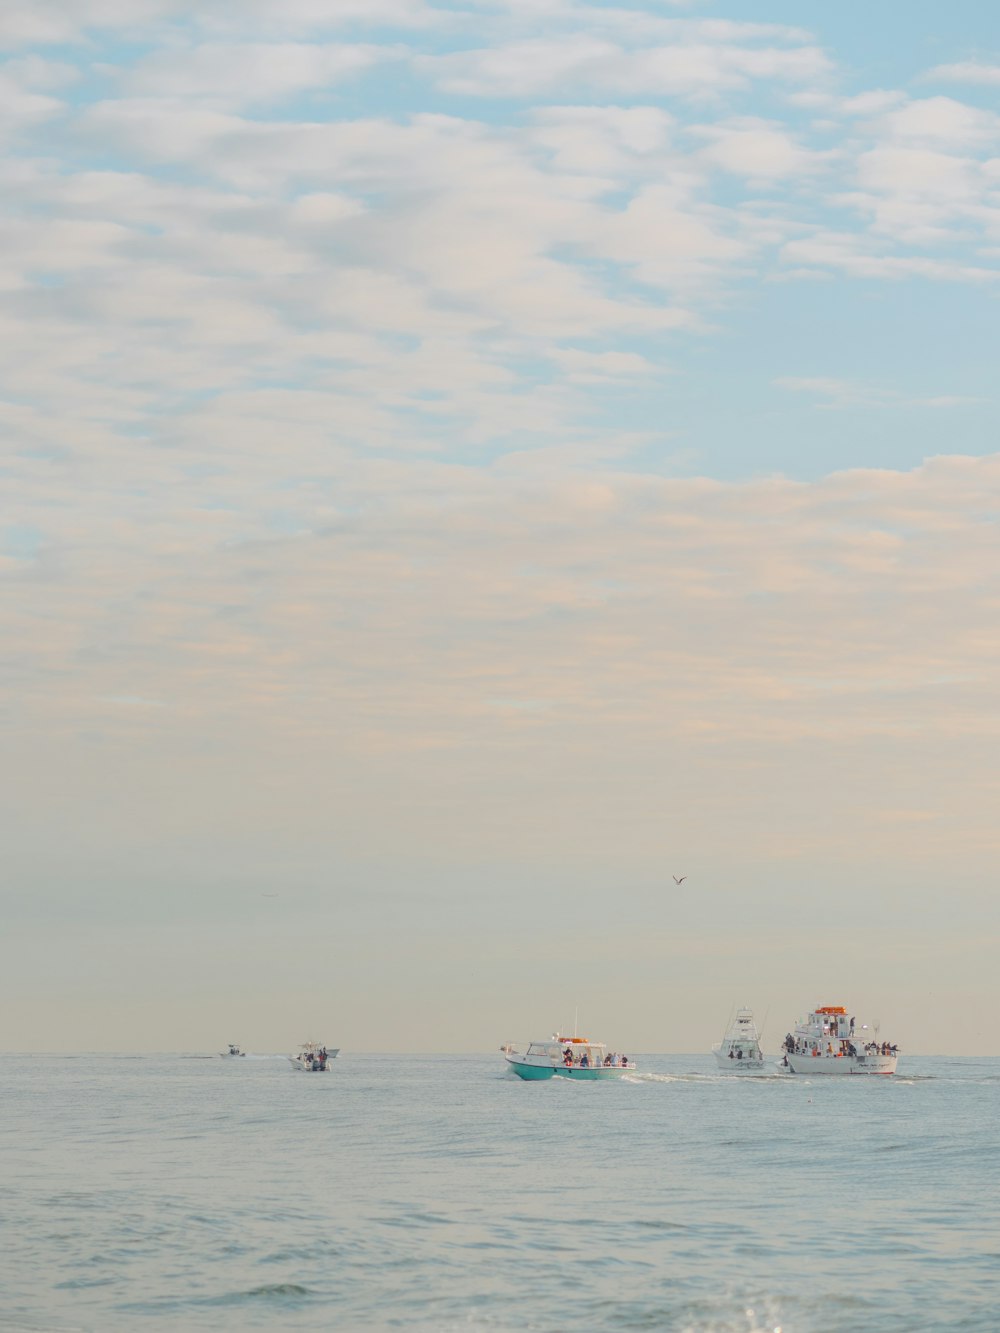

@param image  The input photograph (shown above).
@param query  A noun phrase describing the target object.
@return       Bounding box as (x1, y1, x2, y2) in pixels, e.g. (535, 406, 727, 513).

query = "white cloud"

(548, 346, 657, 383)
(530, 104, 675, 175)
(877, 96, 1000, 151)
(691, 116, 832, 180)
(121, 42, 400, 109)
(0, 68, 64, 139)
(781, 230, 997, 282)
(838, 89, 906, 116)
(924, 60, 1000, 87)
(0, 0, 442, 47)
(420, 27, 831, 98)
(775, 377, 982, 411)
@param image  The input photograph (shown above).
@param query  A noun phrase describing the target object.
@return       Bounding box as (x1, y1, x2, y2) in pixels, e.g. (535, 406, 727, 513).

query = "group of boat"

(219, 1002, 899, 1081)
(219, 1042, 340, 1070)
(503, 1003, 899, 1080)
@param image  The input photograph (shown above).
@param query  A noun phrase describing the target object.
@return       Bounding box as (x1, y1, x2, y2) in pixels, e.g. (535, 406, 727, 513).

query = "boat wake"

(627, 1070, 792, 1085)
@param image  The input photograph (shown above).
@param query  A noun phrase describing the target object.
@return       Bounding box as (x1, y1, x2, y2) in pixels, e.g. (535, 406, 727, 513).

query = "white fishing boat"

(501, 1035, 634, 1081)
(713, 1007, 767, 1072)
(220, 1044, 245, 1058)
(781, 1006, 898, 1075)
(288, 1041, 339, 1071)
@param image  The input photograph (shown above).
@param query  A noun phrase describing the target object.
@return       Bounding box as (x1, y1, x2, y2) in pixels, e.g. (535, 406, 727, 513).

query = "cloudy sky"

(2, 1, 999, 1054)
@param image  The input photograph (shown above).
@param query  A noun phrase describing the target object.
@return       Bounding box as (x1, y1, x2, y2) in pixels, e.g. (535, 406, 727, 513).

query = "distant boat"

(220, 1044, 245, 1058)
(288, 1041, 339, 1072)
(502, 1034, 634, 1081)
(713, 1007, 768, 1073)
(781, 1006, 898, 1075)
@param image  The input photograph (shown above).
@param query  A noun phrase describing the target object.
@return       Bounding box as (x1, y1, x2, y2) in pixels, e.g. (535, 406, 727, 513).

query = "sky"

(2, 1, 999, 1055)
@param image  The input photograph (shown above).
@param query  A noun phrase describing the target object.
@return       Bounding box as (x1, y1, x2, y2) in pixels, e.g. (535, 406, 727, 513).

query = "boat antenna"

(574, 1005, 578, 1039)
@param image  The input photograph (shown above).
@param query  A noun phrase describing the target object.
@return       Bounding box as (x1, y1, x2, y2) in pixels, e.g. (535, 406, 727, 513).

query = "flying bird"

(672, 875, 687, 885)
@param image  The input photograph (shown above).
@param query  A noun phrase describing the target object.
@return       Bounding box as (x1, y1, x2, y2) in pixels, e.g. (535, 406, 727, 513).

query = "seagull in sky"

(672, 875, 687, 885)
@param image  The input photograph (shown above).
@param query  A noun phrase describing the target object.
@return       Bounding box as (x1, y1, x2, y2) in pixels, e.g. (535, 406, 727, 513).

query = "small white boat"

(713, 1007, 767, 1073)
(220, 1044, 245, 1058)
(288, 1041, 339, 1071)
(502, 1035, 634, 1081)
(781, 1006, 898, 1075)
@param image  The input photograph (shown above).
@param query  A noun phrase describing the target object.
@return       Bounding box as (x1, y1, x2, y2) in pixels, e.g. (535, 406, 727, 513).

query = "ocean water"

(1, 1054, 997, 1332)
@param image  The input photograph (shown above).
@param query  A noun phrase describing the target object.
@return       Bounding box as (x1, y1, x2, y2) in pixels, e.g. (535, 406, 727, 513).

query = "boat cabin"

(520, 1037, 629, 1069)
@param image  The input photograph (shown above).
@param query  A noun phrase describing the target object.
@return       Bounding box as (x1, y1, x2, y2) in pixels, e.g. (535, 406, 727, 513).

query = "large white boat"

(781, 1006, 898, 1075)
(713, 1007, 767, 1072)
(288, 1041, 339, 1071)
(501, 1035, 634, 1081)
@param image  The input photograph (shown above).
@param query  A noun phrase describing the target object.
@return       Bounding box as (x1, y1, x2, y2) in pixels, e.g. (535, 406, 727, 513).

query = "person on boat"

(580, 1051, 589, 1067)
(563, 1047, 573, 1067)
(621, 1055, 629, 1067)
(604, 1053, 612, 1066)
(729, 1049, 734, 1059)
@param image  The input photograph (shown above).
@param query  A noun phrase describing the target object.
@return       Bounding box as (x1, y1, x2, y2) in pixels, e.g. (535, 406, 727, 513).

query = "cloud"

(0, 0, 441, 48)
(419, 25, 831, 98)
(120, 42, 402, 109)
(690, 116, 832, 180)
(924, 61, 1000, 87)
(781, 231, 999, 284)
(775, 377, 983, 411)
(0, 67, 65, 139)
(888, 98, 1000, 154)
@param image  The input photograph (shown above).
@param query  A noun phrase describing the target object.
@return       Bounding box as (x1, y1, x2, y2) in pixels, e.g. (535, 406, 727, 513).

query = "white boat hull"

(713, 1048, 768, 1073)
(785, 1053, 896, 1076)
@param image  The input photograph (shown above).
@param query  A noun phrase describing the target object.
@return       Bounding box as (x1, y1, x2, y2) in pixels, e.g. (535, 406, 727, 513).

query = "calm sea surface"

(1, 1053, 997, 1332)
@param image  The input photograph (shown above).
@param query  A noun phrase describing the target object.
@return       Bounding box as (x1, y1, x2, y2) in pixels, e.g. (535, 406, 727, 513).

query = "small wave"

(120, 1283, 315, 1316)
(243, 1284, 311, 1298)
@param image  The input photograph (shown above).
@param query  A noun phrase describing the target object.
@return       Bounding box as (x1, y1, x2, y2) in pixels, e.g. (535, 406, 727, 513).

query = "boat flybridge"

(713, 1007, 767, 1072)
(501, 1035, 634, 1081)
(782, 1006, 898, 1075)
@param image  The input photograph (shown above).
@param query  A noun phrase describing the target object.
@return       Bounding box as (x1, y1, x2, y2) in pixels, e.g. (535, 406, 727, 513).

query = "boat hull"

(713, 1050, 768, 1073)
(505, 1055, 631, 1081)
(785, 1054, 896, 1076)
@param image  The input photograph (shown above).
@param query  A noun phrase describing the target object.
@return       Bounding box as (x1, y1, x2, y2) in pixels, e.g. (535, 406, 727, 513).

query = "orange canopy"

(816, 1006, 847, 1014)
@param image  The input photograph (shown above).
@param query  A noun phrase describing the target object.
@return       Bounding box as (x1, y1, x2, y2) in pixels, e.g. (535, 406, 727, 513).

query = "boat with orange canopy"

(501, 1034, 634, 1081)
(781, 1006, 898, 1075)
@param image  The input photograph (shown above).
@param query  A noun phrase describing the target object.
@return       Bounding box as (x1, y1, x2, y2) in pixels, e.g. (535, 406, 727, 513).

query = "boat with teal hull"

(501, 1036, 634, 1081)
